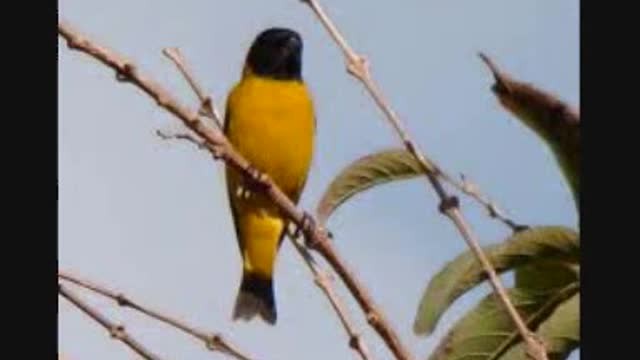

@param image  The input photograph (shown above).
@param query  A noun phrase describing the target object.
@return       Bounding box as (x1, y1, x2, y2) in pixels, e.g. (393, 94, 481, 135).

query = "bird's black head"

(245, 27, 303, 80)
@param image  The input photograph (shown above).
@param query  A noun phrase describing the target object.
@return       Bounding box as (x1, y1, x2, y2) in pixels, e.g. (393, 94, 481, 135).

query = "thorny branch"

(59, 283, 163, 360)
(299, 0, 547, 359)
(59, 19, 401, 360)
(161, 49, 374, 360)
(58, 271, 254, 360)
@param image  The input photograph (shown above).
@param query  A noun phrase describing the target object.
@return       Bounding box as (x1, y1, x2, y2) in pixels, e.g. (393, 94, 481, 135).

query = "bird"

(223, 27, 315, 325)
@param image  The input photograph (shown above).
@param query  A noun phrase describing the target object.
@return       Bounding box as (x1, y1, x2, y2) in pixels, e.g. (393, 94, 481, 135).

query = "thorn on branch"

(65, 38, 81, 50)
(346, 55, 369, 79)
(109, 324, 126, 339)
(205, 333, 223, 351)
(116, 63, 135, 82)
(198, 97, 214, 117)
(438, 196, 460, 214)
(349, 335, 360, 350)
(365, 312, 379, 327)
(460, 174, 479, 196)
(116, 293, 131, 307)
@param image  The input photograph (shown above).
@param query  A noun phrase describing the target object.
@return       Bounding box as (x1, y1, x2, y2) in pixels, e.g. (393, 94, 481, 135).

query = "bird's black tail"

(232, 272, 277, 325)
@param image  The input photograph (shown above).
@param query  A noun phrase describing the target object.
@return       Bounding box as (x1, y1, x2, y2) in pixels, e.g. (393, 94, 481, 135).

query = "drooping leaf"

(316, 148, 423, 224)
(414, 226, 578, 335)
(515, 261, 579, 292)
(501, 293, 579, 360)
(479, 53, 580, 208)
(427, 281, 578, 360)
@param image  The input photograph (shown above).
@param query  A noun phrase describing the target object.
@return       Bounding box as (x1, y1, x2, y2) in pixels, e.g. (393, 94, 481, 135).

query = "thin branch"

(299, 1, 547, 359)
(156, 129, 209, 149)
(58, 283, 163, 360)
(290, 236, 374, 360)
(444, 173, 528, 232)
(162, 47, 223, 129)
(58, 271, 254, 360)
(59, 19, 404, 360)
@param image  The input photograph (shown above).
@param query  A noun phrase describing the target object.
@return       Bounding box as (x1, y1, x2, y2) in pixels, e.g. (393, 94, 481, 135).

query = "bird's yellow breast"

(225, 75, 314, 198)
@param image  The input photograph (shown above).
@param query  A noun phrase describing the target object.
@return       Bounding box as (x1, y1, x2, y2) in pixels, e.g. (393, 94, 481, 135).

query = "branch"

(156, 129, 210, 150)
(58, 19, 403, 360)
(59, 271, 254, 360)
(446, 173, 528, 232)
(58, 282, 163, 360)
(290, 236, 374, 360)
(163, 48, 373, 360)
(162, 47, 223, 129)
(299, 1, 547, 359)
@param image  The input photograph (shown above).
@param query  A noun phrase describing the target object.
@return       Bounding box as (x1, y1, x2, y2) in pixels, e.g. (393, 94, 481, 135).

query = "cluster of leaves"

(315, 55, 579, 360)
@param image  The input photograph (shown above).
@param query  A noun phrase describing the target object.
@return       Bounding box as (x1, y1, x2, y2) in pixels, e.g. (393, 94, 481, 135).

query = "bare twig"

(290, 236, 374, 360)
(58, 271, 254, 360)
(453, 173, 528, 232)
(299, 1, 547, 359)
(59, 282, 163, 360)
(162, 47, 223, 129)
(59, 19, 404, 360)
(156, 129, 208, 149)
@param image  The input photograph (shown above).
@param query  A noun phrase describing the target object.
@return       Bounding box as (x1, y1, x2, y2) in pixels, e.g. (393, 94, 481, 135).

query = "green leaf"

(479, 53, 580, 208)
(428, 281, 578, 360)
(501, 293, 579, 360)
(515, 261, 579, 292)
(315, 148, 423, 224)
(413, 226, 578, 336)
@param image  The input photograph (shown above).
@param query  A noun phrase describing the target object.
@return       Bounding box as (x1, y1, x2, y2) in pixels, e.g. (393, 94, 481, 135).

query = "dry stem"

(59, 271, 254, 360)
(59, 283, 163, 360)
(290, 237, 374, 360)
(162, 47, 222, 129)
(59, 19, 404, 360)
(300, 0, 546, 358)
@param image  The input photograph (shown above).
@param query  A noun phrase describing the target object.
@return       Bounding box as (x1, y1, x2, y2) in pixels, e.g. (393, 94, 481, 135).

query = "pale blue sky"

(58, 1, 579, 359)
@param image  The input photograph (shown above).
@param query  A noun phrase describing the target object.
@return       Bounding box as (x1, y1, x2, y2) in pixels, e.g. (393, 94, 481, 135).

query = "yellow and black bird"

(224, 28, 315, 325)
